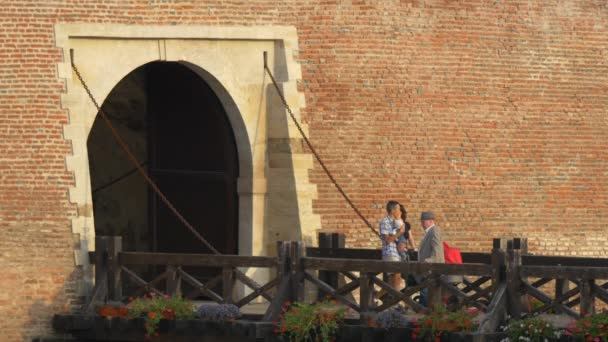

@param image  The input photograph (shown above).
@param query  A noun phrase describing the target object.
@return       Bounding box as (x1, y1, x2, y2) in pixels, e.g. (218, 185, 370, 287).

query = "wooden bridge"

(52, 234, 608, 341)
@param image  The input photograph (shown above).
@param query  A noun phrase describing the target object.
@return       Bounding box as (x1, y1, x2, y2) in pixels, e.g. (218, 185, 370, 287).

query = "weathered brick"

(1, 0, 608, 340)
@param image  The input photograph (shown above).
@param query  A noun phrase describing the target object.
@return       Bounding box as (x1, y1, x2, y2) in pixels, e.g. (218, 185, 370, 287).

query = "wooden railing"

(87, 234, 608, 335)
(510, 249, 608, 319)
(88, 236, 282, 318)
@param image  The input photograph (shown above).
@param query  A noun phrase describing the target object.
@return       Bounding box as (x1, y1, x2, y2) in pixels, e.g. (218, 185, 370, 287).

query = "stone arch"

(55, 24, 321, 296)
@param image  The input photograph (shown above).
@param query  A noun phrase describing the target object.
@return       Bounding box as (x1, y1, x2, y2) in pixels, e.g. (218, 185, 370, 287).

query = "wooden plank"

(234, 270, 274, 302)
(580, 279, 595, 316)
(185, 274, 222, 299)
(477, 283, 507, 334)
(235, 277, 279, 308)
(506, 249, 522, 319)
(303, 271, 360, 312)
(134, 269, 170, 297)
(523, 281, 578, 318)
(263, 276, 290, 322)
(428, 274, 442, 308)
(461, 252, 492, 264)
(440, 279, 488, 311)
(461, 276, 492, 294)
(520, 266, 608, 280)
(177, 268, 223, 303)
(165, 265, 180, 297)
(335, 278, 360, 296)
(222, 267, 235, 304)
(119, 252, 276, 268)
(121, 266, 164, 297)
(305, 248, 490, 264)
(301, 257, 493, 276)
(592, 283, 608, 305)
(359, 273, 373, 313)
(530, 278, 552, 289)
(290, 242, 305, 303)
(109, 237, 123, 302)
(523, 255, 608, 267)
(84, 273, 108, 315)
(305, 247, 381, 260)
(370, 275, 426, 313)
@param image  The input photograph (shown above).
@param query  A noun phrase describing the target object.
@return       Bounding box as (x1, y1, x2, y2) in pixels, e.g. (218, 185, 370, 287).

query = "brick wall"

(0, 0, 607, 339)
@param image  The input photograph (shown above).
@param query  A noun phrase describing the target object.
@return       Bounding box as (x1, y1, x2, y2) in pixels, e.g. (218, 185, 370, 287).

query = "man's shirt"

(380, 215, 399, 258)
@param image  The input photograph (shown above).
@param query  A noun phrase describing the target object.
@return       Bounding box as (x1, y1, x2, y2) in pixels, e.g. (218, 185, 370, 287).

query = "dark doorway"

(88, 61, 239, 262)
(146, 62, 238, 256)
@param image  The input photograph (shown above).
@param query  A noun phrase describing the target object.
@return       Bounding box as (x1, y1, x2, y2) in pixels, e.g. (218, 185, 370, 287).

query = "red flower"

(148, 312, 156, 319)
(274, 329, 279, 334)
(411, 333, 417, 339)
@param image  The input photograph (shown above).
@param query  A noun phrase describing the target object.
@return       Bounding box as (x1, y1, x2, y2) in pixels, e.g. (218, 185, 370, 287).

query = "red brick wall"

(0, 0, 607, 339)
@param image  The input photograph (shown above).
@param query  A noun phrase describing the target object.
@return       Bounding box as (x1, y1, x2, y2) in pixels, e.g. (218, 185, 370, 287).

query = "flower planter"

(61, 314, 577, 341)
(97, 304, 129, 318)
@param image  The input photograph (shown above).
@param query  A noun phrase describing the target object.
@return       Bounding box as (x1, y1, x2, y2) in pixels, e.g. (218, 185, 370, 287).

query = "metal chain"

(69, 50, 220, 255)
(263, 54, 380, 238)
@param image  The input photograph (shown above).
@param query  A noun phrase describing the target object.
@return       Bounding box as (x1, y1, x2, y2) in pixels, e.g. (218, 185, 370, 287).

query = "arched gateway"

(88, 62, 239, 257)
(56, 25, 321, 295)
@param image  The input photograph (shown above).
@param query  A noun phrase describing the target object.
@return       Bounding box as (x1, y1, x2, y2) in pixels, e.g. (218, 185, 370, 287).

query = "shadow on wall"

(27, 268, 83, 341)
(263, 42, 304, 255)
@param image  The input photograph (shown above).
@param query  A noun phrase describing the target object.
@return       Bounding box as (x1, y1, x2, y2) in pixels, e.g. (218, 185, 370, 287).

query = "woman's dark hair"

(399, 204, 411, 238)
(399, 204, 407, 221)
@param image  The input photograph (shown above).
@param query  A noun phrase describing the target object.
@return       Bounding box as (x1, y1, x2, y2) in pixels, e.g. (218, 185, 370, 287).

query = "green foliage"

(273, 299, 346, 342)
(566, 311, 608, 341)
(503, 316, 563, 342)
(127, 293, 195, 337)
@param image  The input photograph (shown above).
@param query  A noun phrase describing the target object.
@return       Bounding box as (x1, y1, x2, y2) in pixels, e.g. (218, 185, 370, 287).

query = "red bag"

(443, 242, 463, 264)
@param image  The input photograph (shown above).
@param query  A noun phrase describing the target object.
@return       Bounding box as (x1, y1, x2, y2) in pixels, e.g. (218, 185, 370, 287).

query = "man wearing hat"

(417, 211, 445, 306)
(418, 211, 445, 264)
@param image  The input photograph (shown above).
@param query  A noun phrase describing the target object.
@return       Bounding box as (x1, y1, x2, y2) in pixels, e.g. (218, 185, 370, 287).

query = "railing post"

(580, 279, 595, 316)
(359, 272, 373, 324)
(96, 236, 122, 302)
(506, 245, 522, 319)
(290, 241, 305, 303)
(318, 232, 344, 300)
(427, 273, 443, 308)
(223, 267, 236, 304)
(555, 275, 569, 315)
(94, 236, 109, 292)
(263, 241, 292, 321)
(166, 265, 180, 297)
(491, 238, 507, 293)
